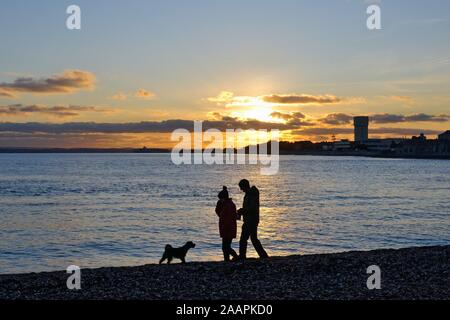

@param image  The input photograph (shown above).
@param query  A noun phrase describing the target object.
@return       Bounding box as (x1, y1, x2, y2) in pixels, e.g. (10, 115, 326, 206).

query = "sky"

(0, 0, 450, 148)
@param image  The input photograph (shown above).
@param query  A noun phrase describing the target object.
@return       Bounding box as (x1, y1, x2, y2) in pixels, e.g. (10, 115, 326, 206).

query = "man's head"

(238, 179, 251, 192)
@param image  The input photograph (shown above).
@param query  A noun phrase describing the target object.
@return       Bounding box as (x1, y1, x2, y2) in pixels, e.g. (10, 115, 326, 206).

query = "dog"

(159, 241, 196, 264)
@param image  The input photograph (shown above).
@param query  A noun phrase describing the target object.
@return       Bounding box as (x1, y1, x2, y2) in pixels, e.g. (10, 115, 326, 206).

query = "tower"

(354, 116, 369, 143)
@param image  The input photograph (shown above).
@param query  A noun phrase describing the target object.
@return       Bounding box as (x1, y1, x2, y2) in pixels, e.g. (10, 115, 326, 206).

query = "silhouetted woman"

(215, 186, 239, 262)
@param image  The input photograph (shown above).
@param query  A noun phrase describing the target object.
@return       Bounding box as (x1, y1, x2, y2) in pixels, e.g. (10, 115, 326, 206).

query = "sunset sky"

(1, 0, 450, 148)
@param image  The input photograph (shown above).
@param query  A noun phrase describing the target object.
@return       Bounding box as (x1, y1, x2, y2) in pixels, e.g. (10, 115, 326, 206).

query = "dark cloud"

(262, 94, 342, 104)
(207, 115, 314, 131)
(0, 117, 305, 134)
(292, 127, 354, 135)
(270, 111, 305, 121)
(368, 127, 445, 135)
(370, 114, 405, 124)
(293, 127, 442, 136)
(270, 111, 314, 127)
(317, 113, 450, 125)
(371, 113, 450, 123)
(0, 104, 107, 118)
(403, 113, 449, 122)
(319, 113, 354, 125)
(0, 70, 95, 98)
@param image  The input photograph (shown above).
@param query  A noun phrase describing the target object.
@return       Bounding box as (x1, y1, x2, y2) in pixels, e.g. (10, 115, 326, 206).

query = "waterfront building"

(354, 116, 369, 143)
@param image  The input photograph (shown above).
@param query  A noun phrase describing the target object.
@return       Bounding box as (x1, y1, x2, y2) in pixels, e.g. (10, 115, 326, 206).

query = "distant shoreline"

(0, 147, 170, 153)
(1, 245, 448, 300)
(0, 148, 449, 160)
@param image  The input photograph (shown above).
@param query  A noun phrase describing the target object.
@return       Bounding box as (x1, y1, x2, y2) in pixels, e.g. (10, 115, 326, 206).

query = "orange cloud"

(207, 91, 234, 103)
(111, 92, 127, 101)
(262, 94, 342, 104)
(206, 91, 365, 108)
(0, 104, 109, 118)
(135, 89, 156, 100)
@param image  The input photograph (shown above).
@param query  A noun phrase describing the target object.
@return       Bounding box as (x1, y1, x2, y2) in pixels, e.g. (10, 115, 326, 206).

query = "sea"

(0, 153, 449, 274)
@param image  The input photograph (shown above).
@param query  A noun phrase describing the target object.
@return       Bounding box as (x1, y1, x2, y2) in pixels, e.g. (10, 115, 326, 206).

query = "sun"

(223, 95, 286, 123)
(241, 108, 276, 122)
(230, 107, 286, 123)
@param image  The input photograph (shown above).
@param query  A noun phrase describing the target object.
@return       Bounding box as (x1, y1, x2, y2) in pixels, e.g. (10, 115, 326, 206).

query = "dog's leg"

(167, 256, 173, 264)
(180, 256, 186, 264)
(159, 253, 167, 264)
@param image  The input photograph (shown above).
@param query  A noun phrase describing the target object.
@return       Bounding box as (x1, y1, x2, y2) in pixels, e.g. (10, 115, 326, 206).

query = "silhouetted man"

(237, 179, 269, 259)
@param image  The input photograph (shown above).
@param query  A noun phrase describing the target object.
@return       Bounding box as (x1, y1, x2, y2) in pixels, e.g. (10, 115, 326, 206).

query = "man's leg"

(249, 224, 269, 258)
(239, 224, 250, 259)
(229, 240, 239, 260)
(228, 239, 239, 260)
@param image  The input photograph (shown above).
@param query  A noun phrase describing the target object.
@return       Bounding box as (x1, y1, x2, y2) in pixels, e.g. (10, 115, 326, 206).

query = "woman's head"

(218, 186, 229, 200)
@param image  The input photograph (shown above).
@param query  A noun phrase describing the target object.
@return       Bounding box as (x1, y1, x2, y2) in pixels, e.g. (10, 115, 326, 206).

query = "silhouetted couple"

(215, 179, 269, 262)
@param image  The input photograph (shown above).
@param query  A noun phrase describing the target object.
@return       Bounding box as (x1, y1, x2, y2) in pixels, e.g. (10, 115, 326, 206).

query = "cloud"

(2, 123, 443, 148)
(111, 89, 156, 101)
(206, 92, 363, 108)
(0, 70, 96, 98)
(208, 112, 224, 120)
(293, 127, 442, 136)
(317, 113, 450, 125)
(319, 113, 354, 125)
(0, 115, 312, 134)
(207, 91, 234, 103)
(270, 111, 306, 121)
(111, 92, 127, 101)
(1, 109, 447, 145)
(262, 94, 342, 105)
(0, 104, 108, 118)
(1, 111, 446, 146)
(293, 127, 354, 135)
(135, 89, 156, 100)
(0, 90, 15, 98)
(371, 113, 450, 124)
(269, 111, 314, 126)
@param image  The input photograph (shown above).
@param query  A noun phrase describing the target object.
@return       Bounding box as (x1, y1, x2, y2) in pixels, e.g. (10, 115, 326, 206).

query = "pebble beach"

(0, 245, 448, 300)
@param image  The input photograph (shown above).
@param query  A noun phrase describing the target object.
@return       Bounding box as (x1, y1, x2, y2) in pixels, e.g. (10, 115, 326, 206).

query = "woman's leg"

(222, 238, 231, 261)
(223, 238, 238, 261)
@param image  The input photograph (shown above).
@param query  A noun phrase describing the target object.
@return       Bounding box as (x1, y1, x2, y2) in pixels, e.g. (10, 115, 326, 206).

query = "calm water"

(0, 154, 449, 274)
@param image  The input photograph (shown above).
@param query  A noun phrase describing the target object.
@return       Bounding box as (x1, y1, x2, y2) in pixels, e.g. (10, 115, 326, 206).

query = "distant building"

(333, 139, 352, 151)
(438, 130, 450, 141)
(364, 139, 393, 152)
(412, 133, 427, 141)
(396, 132, 450, 157)
(354, 116, 369, 143)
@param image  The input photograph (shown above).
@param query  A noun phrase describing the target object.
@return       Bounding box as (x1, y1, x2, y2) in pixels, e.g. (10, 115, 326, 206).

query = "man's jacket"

(241, 186, 260, 225)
